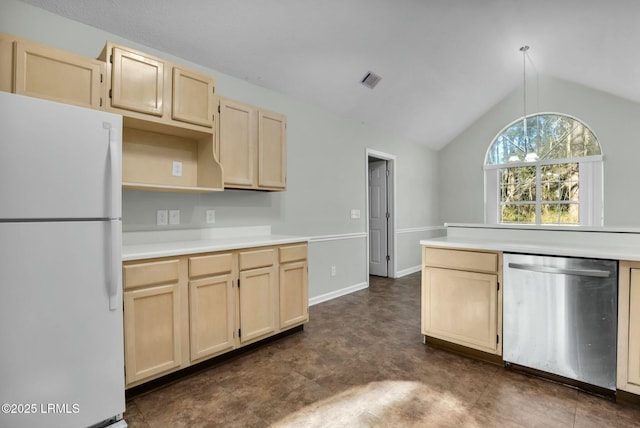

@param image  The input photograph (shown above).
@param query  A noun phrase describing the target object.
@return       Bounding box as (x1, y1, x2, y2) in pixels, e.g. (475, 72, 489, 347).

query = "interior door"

(369, 160, 388, 277)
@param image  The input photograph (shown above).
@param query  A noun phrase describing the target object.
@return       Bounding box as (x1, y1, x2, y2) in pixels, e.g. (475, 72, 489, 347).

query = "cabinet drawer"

(424, 247, 497, 273)
(189, 253, 233, 278)
(239, 248, 275, 270)
(279, 244, 307, 263)
(123, 259, 180, 290)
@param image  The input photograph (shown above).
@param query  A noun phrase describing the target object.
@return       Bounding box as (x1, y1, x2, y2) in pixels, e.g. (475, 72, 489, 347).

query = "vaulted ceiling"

(17, 0, 640, 150)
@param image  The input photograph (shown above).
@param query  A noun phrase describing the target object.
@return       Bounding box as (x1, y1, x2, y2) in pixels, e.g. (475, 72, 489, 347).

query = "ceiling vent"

(360, 71, 382, 89)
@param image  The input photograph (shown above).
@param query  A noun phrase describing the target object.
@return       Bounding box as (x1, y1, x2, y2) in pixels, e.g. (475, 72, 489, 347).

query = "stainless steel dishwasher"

(503, 253, 618, 393)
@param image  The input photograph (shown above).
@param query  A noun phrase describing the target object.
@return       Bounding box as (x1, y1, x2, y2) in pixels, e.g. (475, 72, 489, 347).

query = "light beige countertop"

(420, 223, 640, 261)
(122, 226, 309, 261)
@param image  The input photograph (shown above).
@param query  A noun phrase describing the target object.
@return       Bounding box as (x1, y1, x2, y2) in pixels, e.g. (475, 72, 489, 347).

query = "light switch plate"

(169, 209, 180, 225)
(205, 209, 216, 224)
(350, 209, 361, 219)
(156, 210, 168, 226)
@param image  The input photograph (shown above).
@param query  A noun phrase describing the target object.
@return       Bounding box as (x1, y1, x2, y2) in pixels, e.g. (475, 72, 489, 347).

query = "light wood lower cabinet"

(617, 261, 640, 396)
(238, 247, 278, 344)
(279, 244, 309, 329)
(123, 243, 307, 388)
(239, 266, 277, 343)
(189, 273, 235, 362)
(421, 246, 502, 356)
(123, 257, 188, 387)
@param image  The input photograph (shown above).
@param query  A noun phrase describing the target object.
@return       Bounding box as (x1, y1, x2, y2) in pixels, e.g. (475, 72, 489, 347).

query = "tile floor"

(124, 273, 640, 427)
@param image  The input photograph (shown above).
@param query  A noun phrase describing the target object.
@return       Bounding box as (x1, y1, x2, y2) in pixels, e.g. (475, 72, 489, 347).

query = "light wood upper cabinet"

(218, 97, 256, 187)
(0, 33, 104, 109)
(100, 41, 223, 192)
(258, 109, 287, 189)
(110, 45, 163, 116)
(618, 261, 640, 395)
(172, 66, 214, 127)
(421, 247, 502, 356)
(218, 97, 287, 191)
(101, 41, 216, 132)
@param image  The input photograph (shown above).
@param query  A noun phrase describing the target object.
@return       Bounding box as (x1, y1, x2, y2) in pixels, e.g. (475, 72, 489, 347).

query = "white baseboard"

(396, 265, 421, 277)
(308, 281, 369, 306)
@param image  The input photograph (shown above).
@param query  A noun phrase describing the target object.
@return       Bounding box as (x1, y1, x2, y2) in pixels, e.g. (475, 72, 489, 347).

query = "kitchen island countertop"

(420, 224, 640, 261)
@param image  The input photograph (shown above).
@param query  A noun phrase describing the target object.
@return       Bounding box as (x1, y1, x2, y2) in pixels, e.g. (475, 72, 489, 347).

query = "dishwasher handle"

(507, 262, 611, 278)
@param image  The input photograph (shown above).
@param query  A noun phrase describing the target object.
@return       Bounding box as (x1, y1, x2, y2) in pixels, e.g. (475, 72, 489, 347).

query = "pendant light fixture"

(520, 45, 538, 162)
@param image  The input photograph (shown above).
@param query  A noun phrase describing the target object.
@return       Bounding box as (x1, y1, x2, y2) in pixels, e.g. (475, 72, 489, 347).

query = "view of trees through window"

(500, 163, 579, 224)
(487, 113, 600, 225)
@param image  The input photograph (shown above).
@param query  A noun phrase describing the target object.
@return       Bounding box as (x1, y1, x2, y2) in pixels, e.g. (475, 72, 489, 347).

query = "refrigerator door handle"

(108, 219, 122, 311)
(104, 121, 122, 311)
(105, 121, 121, 220)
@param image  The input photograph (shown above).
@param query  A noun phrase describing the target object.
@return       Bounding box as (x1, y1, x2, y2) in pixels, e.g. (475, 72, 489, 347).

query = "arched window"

(484, 113, 603, 226)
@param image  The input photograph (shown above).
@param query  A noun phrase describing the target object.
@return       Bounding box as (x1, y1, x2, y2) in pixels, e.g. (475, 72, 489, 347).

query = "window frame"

(484, 112, 604, 226)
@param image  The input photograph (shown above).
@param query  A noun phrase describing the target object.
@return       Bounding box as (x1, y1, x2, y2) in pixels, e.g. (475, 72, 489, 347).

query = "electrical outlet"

(169, 209, 180, 225)
(330, 266, 337, 276)
(172, 161, 183, 177)
(205, 210, 216, 224)
(156, 210, 168, 226)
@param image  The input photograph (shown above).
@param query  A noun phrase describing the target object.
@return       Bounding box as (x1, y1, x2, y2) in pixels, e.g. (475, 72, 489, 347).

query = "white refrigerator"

(0, 92, 126, 428)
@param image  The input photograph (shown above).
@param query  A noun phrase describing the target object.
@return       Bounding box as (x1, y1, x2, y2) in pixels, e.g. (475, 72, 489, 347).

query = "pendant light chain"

(520, 45, 530, 144)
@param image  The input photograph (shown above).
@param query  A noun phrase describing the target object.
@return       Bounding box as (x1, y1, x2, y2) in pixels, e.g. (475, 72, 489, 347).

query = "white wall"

(1, 0, 441, 299)
(438, 75, 640, 227)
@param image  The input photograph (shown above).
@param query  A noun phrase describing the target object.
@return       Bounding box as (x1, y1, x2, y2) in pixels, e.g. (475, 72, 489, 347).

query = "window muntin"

(485, 113, 602, 226)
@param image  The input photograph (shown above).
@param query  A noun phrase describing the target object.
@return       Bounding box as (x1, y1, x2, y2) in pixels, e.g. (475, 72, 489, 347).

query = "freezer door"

(0, 222, 125, 428)
(0, 92, 122, 220)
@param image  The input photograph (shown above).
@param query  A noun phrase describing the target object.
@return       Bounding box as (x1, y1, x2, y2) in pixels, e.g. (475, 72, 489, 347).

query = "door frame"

(365, 148, 396, 278)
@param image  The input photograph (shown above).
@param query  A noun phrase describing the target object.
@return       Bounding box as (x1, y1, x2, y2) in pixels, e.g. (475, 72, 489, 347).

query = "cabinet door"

(629, 268, 640, 386)
(111, 46, 163, 116)
(13, 39, 104, 109)
(189, 274, 235, 361)
(172, 66, 214, 127)
(279, 261, 308, 329)
(219, 97, 256, 187)
(258, 109, 286, 189)
(238, 266, 276, 344)
(123, 283, 182, 385)
(422, 267, 498, 354)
